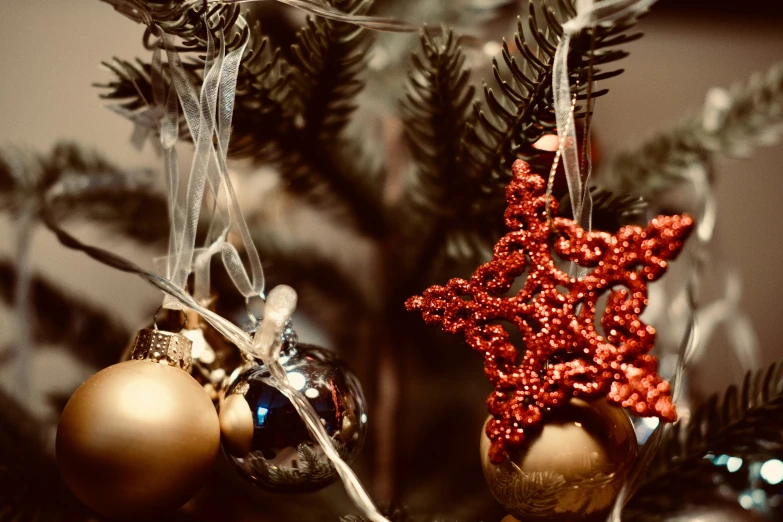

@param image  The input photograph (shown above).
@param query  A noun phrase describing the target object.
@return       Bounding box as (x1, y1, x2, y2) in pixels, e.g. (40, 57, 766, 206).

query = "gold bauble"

(121, 308, 247, 404)
(56, 330, 220, 520)
(481, 398, 637, 522)
(183, 322, 247, 403)
(219, 393, 255, 457)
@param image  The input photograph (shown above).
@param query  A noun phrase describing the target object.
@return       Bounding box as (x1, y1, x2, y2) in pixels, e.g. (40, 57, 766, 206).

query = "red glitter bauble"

(406, 160, 693, 463)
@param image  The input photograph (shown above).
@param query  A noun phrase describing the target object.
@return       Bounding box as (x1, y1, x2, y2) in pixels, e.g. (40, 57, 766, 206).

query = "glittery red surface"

(406, 160, 693, 463)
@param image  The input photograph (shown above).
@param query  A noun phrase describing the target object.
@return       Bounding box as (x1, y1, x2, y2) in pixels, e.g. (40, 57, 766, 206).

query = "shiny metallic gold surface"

(121, 319, 247, 405)
(130, 328, 193, 372)
(219, 393, 255, 457)
(481, 399, 637, 522)
(56, 359, 220, 520)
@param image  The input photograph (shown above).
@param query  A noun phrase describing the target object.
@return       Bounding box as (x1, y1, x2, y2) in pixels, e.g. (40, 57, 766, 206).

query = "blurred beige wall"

(0, 1, 781, 412)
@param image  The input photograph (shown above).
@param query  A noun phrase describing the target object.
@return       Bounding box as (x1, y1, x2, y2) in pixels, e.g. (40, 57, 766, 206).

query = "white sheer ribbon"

(152, 23, 388, 522)
(552, 0, 657, 249)
(158, 29, 265, 307)
(552, 3, 663, 520)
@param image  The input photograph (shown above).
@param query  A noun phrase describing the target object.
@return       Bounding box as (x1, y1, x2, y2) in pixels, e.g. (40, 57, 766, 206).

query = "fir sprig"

(96, 5, 297, 159)
(274, 0, 386, 236)
(601, 61, 783, 196)
(401, 29, 475, 220)
(624, 358, 783, 519)
(399, 0, 647, 272)
(0, 259, 133, 369)
(462, 1, 642, 203)
(99, 0, 385, 236)
(290, 0, 373, 141)
(397, 28, 476, 274)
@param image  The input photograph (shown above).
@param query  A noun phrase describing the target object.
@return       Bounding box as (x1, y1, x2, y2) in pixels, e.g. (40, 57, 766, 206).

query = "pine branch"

(390, 28, 477, 278)
(0, 143, 168, 245)
(290, 0, 373, 142)
(600, 60, 783, 196)
(463, 0, 642, 205)
(558, 186, 647, 232)
(400, 29, 475, 222)
(228, 22, 298, 158)
(270, 0, 386, 237)
(0, 386, 94, 522)
(96, 7, 298, 159)
(624, 358, 783, 519)
(402, 0, 646, 273)
(101, 1, 386, 237)
(0, 259, 132, 369)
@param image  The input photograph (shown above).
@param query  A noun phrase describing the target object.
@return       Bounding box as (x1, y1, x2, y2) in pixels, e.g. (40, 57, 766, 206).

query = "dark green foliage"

(624, 358, 783, 520)
(397, 28, 477, 275)
(401, 29, 475, 219)
(558, 186, 647, 232)
(0, 143, 167, 244)
(96, 5, 296, 160)
(397, 0, 646, 271)
(0, 387, 94, 522)
(99, 0, 385, 236)
(462, 1, 641, 201)
(0, 259, 132, 369)
(290, 0, 373, 141)
(272, 0, 385, 235)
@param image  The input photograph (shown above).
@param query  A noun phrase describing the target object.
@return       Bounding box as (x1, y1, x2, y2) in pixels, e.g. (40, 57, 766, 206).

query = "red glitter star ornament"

(406, 160, 694, 463)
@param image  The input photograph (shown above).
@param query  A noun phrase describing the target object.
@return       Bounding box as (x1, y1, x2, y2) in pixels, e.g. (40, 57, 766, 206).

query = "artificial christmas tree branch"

(600, 60, 783, 197)
(290, 0, 373, 142)
(0, 259, 132, 369)
(101, 0, 388, 236)
(398, 0, 647, 273)
(0, 143, 167, 245)
(397, 29, 476, 275)
(624, 358, 783, 520)
(461, 1, 640, 200)
(275, 0, 387, 236)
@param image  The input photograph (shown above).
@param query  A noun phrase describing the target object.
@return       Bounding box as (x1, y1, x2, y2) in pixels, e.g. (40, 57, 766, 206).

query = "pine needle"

(624, 358, 783, 520)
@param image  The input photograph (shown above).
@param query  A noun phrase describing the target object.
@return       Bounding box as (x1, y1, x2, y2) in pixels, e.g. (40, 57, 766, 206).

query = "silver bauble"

(219, 343, 367, 493)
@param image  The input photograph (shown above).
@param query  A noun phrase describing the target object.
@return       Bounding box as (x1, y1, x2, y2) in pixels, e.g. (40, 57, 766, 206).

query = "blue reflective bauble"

(220, 343, 367, 493)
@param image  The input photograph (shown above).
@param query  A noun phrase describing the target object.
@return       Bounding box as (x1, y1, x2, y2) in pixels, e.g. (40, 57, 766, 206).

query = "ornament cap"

(131, 328, 193, 372)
